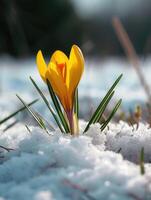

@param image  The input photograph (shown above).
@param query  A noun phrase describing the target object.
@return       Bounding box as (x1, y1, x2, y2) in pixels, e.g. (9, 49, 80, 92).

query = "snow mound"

(0, 121, 151, 200)
(105, 121, 151, 163)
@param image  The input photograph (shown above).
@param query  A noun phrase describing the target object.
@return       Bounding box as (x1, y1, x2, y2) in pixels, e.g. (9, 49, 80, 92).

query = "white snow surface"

(1, 56, 151, 199)
(0, 121, 151, 200)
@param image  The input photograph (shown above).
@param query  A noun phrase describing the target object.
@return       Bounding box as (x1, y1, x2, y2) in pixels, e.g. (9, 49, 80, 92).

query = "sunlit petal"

(50, 50, 68, 64)
(50, 50, 69, 81)
(36, 50, 48, 81)
(67, 45, 84, 99)
(46, 62, 71, 110)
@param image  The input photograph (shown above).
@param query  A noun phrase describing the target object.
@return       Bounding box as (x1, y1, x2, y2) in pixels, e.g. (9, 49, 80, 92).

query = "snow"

(105, 121, 151, 163)
(0, 121, 151, 200)
(0, 57, 151, 199)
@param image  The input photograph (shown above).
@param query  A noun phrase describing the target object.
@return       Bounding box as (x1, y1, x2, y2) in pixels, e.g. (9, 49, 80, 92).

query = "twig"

(112, 17, 151, 103)
(62, 179, 96, 200)
(0, 145, 14, 152)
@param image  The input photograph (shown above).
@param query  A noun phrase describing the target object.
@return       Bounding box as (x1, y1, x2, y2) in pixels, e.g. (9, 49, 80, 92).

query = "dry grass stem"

(112, 17, 151, 103)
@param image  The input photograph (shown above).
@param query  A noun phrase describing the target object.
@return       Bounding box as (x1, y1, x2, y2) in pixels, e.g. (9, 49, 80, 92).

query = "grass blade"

(46, 80, 70, 133)
(101, 99, 122, 131)
(74, 89, 79, 133)
(74, 89, 79, 118)
(95, 91, 114, 123)
(84, 91, 114, 133)
(3, 120, 18, 132)
(0, 99, 38, 125)
(84, 74, 122, 132)
(34, 110, 55, 131)
(30, 77, 64, 133)
(25, 124, 31, 133)
(16, 95, 50, 135)
(140, 147, 145, 175)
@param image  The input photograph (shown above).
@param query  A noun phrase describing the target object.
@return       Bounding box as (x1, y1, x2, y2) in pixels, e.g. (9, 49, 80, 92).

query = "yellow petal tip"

(71, 45, 84, 65)
(36, 50, 47, 81)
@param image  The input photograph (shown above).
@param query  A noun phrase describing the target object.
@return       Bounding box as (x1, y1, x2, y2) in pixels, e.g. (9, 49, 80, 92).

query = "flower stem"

(67, 110, 74, 135)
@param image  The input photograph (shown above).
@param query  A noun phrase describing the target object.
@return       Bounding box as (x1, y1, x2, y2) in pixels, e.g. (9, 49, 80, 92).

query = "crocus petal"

(36, 45, 84, 113)
(36, 50, 47, 81)
(46, 62, 71, 110)
(50, 50, 69, 81)
(50, 50, 68, 64)
(67, 45, 84, 100)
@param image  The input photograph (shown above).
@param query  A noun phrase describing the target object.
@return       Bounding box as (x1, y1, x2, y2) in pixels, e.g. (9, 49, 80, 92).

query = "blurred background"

(0, 0, 151, 122)
(0, 0, 151, 57)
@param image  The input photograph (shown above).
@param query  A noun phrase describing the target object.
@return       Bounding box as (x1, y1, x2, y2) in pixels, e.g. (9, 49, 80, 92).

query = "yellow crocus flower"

(36, 44, 84, 114)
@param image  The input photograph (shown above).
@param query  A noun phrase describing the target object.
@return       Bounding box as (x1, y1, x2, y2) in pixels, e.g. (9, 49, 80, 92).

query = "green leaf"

(46, 79, 70, 133)
(0, 99, 38, 125)
(74, 88, 79, 118)
(84, 74, 122, 133)
(74, 88, 79, 132)
(84, 91, 114, 133)
(33, 110, 55, 131)
(95, 91, 114, 123)
(16, 95, 50, 135)
(140, 147, 145, 175)
(101, 99, 122, 131)
(3, 120, 18, 132)
(30, 77, 64, 133)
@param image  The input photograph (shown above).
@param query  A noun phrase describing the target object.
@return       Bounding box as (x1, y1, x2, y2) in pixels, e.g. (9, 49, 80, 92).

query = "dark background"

(0, 0, 151, 57)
